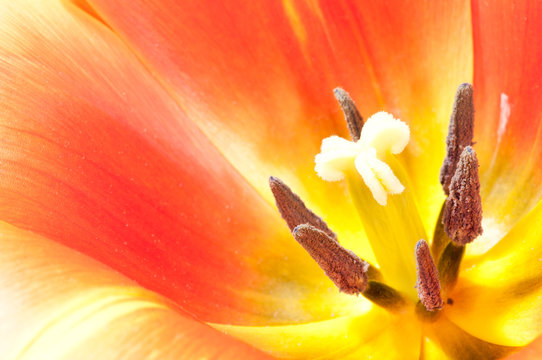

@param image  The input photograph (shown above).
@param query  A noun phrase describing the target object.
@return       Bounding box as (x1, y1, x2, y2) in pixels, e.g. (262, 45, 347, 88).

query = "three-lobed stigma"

(314, 111, 409, 206)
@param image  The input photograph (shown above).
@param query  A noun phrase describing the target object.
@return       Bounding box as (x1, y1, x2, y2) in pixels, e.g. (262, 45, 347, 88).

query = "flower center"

(269, 84, 483, 317)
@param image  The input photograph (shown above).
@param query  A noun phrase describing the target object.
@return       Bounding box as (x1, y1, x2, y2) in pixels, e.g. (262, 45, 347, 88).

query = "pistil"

(346, 168, 425, 298)
(314, 93, 425, 297)
(314, 111, 409, 205)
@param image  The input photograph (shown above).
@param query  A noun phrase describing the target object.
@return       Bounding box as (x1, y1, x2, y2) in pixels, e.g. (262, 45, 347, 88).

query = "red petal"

(472, 0, 542, 232)
(0, 222, 270, 359)
(0, 0, 357, 325)
(86, 0, 472, 237)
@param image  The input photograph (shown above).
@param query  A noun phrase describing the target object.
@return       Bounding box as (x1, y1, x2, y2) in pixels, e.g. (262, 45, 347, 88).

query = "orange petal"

(0, 221, 270, 359)
(0, 0, 360, 325)
(472, 0, 542, 240)
(86, 0, 472, 244)
(332, 1, 473, 232)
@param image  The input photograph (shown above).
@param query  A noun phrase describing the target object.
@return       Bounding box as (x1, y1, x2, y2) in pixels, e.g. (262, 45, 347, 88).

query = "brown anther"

(443, 146, 483, 245)
(269, 177, 337, 241)
(440, 83, 474, 195)
(293, 224, 368, 294)
(333, 87, 364, 142)
(415, 239, 443, 312)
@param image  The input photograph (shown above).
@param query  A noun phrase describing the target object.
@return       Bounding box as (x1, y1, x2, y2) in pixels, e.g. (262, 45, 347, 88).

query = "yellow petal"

(421, 337, 449, 360)
(423, 315, 517, 359)
(447, 201, 542, 346)
(212, 309, 421, 359)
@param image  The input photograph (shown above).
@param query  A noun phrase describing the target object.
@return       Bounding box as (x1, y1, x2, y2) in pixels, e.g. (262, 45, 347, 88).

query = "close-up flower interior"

(1, 0, 541, 359)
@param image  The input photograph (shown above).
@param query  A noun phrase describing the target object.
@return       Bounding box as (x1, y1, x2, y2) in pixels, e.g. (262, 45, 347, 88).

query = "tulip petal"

(0, 221, 270, 359)
(506, 335, 542, 360)
(0, 0, 362, 325)
(212, 310, 421, 359)
(470, 0, 542, 254)
(85, 0, 472, 241)
(446, 201, 542, 346)
(422, 315, 518, 359)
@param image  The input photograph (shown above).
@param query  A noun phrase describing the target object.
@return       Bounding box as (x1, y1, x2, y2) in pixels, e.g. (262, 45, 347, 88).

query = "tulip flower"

(1, 0, 541, 358)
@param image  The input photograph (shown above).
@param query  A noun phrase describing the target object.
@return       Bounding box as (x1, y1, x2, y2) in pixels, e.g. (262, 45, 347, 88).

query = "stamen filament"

(431, 202, 452, 261)
(437, 241, 465, 293)
(362, 281, 407, 312)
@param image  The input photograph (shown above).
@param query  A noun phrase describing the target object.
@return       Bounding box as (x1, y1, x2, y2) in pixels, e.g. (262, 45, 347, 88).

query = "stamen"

(437, 241, 465, 293)
(333, 87, 364, 142)
(269, 176, 337, 241)
(362, 281, 408, 312)
(430, 202, 451, 261)
(440, 83, 474, 195)
(442, 146, 483, 245)
(292, 224, 368, 294)
(415, 239, 443, 312)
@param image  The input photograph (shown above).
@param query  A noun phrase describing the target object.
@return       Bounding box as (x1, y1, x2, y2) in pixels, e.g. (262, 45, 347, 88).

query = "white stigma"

(315, 111, 410, 206)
